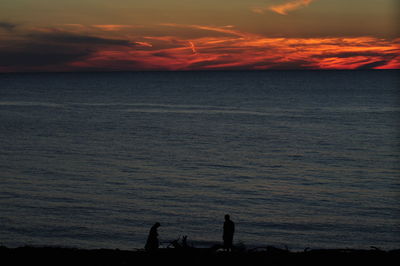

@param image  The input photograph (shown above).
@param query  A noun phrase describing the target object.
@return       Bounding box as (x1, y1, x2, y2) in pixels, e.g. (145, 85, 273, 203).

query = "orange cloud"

(159, 23, 249, 38)
(188, 41, 197, 54)
(253, 0, 316, 15)
(92, 25, 140, 31)
(135, 41, 153, 47)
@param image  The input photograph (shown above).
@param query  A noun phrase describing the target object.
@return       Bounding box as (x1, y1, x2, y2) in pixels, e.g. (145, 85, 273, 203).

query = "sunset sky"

(1, 0, 399, 71)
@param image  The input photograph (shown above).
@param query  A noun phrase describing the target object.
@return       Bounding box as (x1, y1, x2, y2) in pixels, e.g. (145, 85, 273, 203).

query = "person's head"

(154, 222, 161, 228)
(225, 214, 230, 221)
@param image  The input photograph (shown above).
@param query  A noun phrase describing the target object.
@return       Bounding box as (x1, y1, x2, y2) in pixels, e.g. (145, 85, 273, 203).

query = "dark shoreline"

(1, 246, 399, 266)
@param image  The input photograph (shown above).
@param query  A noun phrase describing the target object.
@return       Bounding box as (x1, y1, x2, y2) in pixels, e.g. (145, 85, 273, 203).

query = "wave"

(122, 107, 270, 116)
(0, 101, 272, 117)
(0, 101, 64, 108)
(71, 103, 228, 109)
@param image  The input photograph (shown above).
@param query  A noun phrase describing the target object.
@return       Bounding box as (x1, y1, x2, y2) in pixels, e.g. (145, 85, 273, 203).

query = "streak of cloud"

(135, 41, 153, 47)
(188, 41, 197, 54)
(253, 0, 316, 15)
(92, 25, 140, 31)
(159, 23, 248, 38)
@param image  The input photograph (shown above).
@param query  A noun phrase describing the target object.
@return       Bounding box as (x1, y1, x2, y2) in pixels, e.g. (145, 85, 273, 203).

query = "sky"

(0, 0, 399, 71)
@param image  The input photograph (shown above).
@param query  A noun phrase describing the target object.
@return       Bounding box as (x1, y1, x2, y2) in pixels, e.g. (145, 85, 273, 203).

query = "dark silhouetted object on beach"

(223, 214, 235, 251)
(145, 222, 161, 252)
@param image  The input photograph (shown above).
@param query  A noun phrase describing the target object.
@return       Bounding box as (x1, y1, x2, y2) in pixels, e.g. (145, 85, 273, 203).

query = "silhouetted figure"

(145, 222, 161, 252)
(223, 214, 235, 251)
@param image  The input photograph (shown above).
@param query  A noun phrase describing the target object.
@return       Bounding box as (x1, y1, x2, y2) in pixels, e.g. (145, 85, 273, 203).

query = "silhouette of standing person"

(145, 222, 161, 252)
(223, 214, 235, 251)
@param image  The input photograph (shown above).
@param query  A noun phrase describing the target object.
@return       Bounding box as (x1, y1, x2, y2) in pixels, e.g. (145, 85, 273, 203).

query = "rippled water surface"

(0, 71, 399, 250)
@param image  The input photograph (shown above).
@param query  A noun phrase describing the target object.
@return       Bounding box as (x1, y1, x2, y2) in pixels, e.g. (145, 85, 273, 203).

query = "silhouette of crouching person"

(223, 214, 235, 251)
(145, 222, 161, 252)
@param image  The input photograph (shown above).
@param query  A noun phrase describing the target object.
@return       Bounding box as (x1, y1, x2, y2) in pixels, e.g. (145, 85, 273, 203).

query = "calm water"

(0, 71, 399, 251)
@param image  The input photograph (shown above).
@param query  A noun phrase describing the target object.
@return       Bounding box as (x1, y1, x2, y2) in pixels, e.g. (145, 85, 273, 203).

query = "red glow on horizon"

(77, 35, 399, 71)
(1, 24, 399, 72)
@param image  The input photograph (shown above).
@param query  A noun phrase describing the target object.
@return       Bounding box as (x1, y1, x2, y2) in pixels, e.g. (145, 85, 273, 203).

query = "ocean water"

(0, 70, 399, 251)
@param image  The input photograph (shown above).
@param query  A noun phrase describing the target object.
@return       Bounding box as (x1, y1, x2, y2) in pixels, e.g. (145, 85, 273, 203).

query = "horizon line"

(1, 69, 399, 75)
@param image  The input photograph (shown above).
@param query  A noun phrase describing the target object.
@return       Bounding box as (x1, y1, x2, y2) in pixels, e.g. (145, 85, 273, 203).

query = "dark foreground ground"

(1, 246, 399, 266)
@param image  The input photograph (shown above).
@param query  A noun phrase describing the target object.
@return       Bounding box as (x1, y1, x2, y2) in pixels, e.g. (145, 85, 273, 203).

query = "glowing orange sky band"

(69, 36, 399, 71)
(0, 23, 398, 72)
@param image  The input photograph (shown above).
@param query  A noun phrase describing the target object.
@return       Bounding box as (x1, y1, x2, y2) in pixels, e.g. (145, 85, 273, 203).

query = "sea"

(0, 70, 399, 251)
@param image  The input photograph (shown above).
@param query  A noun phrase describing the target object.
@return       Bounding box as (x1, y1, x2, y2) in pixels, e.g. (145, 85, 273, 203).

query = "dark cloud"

(356, 60, 390, 69)
(0, 44, 92, 67)
(313, 51, 394, 59)
(0, 21, 17, 31)
(152, 51, 177, 59)
(200, 46, 251, 55)
(0, 30, 136, 70)
(29, 31, 134, 46)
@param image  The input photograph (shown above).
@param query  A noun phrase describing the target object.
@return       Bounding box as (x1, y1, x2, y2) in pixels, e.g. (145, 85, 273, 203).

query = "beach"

(1, 245, 399, 266)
